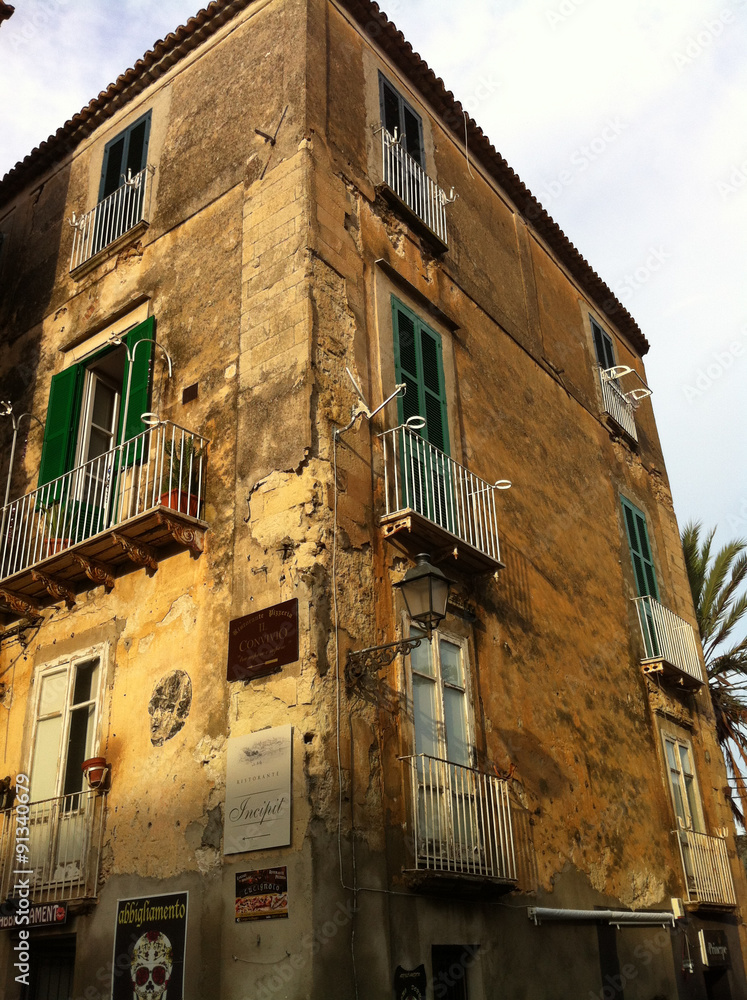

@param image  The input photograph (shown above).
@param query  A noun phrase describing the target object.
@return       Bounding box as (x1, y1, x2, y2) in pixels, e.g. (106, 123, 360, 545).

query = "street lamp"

(345, 553, 451, 683)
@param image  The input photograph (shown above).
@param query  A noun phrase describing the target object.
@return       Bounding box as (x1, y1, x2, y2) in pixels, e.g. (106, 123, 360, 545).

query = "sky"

(1, 0, 746, 556)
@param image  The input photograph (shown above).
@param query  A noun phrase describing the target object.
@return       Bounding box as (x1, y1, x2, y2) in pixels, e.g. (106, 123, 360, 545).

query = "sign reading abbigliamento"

(111, 892, 188, 1000)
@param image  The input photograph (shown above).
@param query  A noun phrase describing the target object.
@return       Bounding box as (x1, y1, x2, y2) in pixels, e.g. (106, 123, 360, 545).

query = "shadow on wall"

(0, 161, 72, 502)
(495, 540, 533, 625)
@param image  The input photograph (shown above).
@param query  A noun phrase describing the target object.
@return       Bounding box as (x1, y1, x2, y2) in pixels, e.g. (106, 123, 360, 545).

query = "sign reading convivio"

(699, 929, 730, 968)
(227, 599, 299, 682)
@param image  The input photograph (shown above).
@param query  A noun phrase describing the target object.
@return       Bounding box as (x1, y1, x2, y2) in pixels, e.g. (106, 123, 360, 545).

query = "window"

(98, 112, 151, 202)
(392, 297, 454, 532)
(379, 73, 424, 166)
(591, 316, 616, 371)
(23, 936, 76, 1000)
(432, 945, 477, 1000)
(37, 316, 155, 508)
(621, 497, 659, 599)
(30, 654, 103, 802)
(410, 627, 471, 767)
(664, 735, 704, 833)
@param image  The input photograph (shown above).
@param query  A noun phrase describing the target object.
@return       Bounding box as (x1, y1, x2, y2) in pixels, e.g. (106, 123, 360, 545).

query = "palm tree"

(681, 522, 747, 822)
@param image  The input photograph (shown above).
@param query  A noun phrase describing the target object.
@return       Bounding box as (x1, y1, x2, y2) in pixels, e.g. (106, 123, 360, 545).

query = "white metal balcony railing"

(633, 596, 704, 685)
(401, 754, 517, 881)
(0, 790, 107, 903)
(675, 828, 736, 906)
(0, 421, 206, 581)
(598, 368, 638, 442)
(379, 424, 502, 565)
(381, 127, 449, 246)
(70, 166, 153, 271)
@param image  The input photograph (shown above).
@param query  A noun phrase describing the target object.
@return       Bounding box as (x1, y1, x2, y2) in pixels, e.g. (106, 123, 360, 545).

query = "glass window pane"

(440, 639, 463, 687)
(72, 660, 99, 706)
(678, 744, 693, 777)
(38, 671, 67, 716)
(665, 739, 678, 770)
(30, 717, 63, 801)
(443, 687, 470, 766)
(64, 705, 95, 795)
(410, 628, 435, 677)
(92, 380, 117, 430)
(413, 674, 439, 758)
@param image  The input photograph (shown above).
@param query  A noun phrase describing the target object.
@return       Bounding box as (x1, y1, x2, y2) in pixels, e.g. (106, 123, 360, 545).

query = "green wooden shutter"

(592, 319, 615, 370)
(621, 497, 659, 599)
(37, 365, 84, 494)
(119, 316, 155, 445)
(392, 298, 448, 455)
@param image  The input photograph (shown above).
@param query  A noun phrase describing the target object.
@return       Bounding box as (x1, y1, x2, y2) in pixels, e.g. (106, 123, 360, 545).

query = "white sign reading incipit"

(224, 725, 292, 854)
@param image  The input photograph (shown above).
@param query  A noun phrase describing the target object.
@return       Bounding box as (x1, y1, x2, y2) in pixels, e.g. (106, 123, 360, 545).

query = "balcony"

(379, 424, 504, 572)
(0, 421, 207, 619)
(70, 165, 153, 273)
(633, 596, 705, 688)
(379, 127, 450, 252)
(401, 754, 518, 886)
(0, 790, 107, 904)
(674, 828, 736, 907)
(597, 366, 652, 444)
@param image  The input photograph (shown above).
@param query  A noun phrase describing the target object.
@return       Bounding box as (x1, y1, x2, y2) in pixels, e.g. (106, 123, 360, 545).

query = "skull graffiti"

(130, 930, 173, 999)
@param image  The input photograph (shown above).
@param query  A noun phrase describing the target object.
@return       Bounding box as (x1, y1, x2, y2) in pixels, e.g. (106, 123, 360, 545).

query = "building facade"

(0, 1, 745, 998)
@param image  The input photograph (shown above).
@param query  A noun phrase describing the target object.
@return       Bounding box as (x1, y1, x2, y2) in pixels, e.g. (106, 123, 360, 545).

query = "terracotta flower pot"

(81, 756, 109, 790)
(160, 489, 199, 518)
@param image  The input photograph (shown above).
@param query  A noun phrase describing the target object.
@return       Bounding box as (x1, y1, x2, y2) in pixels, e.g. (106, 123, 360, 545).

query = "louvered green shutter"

(37, 365, 84, 494)
(392, 298, 449, 455)
(119, 316, 155, 445)
(621, 497, 659, 599)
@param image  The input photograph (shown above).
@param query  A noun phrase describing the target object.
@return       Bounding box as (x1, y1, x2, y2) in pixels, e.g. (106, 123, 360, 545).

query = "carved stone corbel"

(0, 589, 42, 619)
(156, 512, 205, 555)
(111, 533, 158, 571)
(72, 554, 115, 589)
(31, 571, 76, 607)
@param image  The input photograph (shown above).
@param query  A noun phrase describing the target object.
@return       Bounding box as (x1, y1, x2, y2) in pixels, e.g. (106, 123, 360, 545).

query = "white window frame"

(28, 644, 108, 804)
(404, 620, 475, 767)
(662, 732, 705, 833)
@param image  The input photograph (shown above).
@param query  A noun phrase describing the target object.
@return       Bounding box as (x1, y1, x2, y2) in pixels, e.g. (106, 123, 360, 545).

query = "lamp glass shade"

(396, 554, 451, 631)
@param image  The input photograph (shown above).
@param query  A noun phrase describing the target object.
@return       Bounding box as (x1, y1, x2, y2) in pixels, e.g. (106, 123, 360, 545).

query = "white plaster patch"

(160, 593, 199, 633)
(138, 633, 155, 655)
(224, 363, 237, 379)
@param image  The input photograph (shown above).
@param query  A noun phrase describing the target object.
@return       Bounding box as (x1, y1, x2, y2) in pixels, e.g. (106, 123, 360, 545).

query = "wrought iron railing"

(70, 166, 153, 271)
(379, 424, 502, 564)
(598, 368, 637, 441)
(401, 754, 517, 881)
(380, 128, 449, 246)
(674, 828, 736, 906)
(0, 421, 206, 580)
(633, 596, 704, 685)
(0, 790, 107, 903)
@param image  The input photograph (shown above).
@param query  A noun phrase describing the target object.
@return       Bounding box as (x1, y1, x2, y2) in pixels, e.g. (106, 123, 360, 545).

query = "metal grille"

(381, 128, 449, 245)
(70, 166, 152, 270)
(0, 790, 106, 903)
(401, 754, 517, 881)
(0, 421, 206, 580)
(633, 596, 704, 684)
(675, 829, 736, 906)
(380, 424, 501, 564)
(598, 367, 638, 441)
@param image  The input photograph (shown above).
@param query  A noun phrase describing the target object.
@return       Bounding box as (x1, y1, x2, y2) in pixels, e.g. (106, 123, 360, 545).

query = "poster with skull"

(111, 892, 188, 1000)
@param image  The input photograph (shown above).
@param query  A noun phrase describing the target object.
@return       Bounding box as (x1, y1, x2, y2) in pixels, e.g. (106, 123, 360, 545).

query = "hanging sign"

(227, 599, 299, 682)
(699, 929, 730, 968)
(235, 867, 289, 921)
(394, 965, 427, 1000)
(0, 901, 67, 930)
(111, 892, 188, 1000)
(224, 725, 292, 854)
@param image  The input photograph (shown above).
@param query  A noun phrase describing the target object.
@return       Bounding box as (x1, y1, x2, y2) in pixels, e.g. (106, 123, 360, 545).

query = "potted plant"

(81, 756, 110, 790)
(42, 500, 72, 555)
(159, 436, 203, 518)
